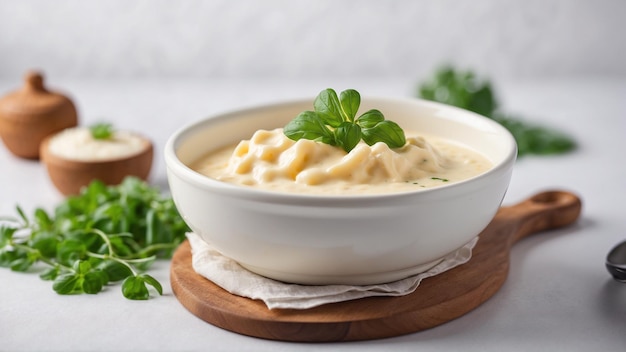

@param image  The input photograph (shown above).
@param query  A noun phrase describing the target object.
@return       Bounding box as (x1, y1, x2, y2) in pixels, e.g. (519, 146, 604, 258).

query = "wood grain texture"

(170, 191, 582, 342)
(0, 71, 78, 159)
(40, 135, 153, 195)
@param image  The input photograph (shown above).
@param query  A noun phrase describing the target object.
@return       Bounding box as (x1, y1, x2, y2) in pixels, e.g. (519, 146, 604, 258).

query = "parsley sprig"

(418, 66, 576, 157)
(0, 177, 189, 300)
(284, 88, 406, 152)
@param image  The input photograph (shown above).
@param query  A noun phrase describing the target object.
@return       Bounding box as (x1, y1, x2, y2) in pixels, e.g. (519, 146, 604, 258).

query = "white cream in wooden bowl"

(41, 126, 153, 195)
(47, 127, 148, 161)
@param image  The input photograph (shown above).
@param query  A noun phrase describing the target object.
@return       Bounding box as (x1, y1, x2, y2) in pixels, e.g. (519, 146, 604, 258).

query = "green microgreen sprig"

(0, 177, 189, 300)
(284, 89, 406, 152)
(90, 122, 114, 140)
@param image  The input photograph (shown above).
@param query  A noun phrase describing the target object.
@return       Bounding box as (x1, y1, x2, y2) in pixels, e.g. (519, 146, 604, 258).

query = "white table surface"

(1, 76, 625, 351)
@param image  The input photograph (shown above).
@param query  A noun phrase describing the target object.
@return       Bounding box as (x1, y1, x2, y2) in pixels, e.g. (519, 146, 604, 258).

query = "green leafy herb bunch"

(418, 66, 576, 156)
(0, 177, 189, 300)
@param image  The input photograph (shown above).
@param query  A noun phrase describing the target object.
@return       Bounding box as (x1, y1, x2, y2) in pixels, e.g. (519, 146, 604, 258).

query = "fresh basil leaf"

(107, 236, 134, 258)
(356, 109, 385, 128)
(335, 122, 362, 153)
(339, 89, 360, 122)
(31, 231, 58, 258)
(100, 260, 133, 282)
(122, 276, 149, 300)
(33, 208, 53, 229)
(0, 226, 17, 247)
(92, 269, 110, 286)
(362, 120, 406, 148)
(40, 266, 60, 280)
(82, 275, 102, 294)
(53, 273, 81, 294)
(10, 257, 34, 272)
(284, 111, 335, 145)
(57, 239, 86, 265)
(314, 89, 344, 126)
(0, 248, 19, 267)
(73, 260, 92, 275)
(82, 270, 108, 294)
(139, 274, 163, 296)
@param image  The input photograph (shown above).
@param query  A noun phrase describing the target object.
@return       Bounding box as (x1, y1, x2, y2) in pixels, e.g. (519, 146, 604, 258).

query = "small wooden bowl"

(40, 132, 154, 196)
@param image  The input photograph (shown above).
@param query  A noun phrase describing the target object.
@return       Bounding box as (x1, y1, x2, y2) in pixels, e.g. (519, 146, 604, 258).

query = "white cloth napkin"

(187, 232, 478, 310)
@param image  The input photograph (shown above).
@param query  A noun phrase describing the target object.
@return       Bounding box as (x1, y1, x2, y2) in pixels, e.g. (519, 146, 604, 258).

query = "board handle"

(497, 190, 582, 243)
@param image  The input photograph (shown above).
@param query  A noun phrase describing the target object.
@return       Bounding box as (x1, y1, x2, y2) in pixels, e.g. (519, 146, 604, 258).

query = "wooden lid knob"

(24, 71, 46, 92)
(0, 70, 75, 115)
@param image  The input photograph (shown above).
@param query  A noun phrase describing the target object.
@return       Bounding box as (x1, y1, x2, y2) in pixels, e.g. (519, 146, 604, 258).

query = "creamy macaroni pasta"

(191, 128, 492, 195)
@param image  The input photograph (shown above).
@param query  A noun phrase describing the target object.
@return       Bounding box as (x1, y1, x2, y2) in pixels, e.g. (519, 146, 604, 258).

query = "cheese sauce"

(191, 128, 492, 195)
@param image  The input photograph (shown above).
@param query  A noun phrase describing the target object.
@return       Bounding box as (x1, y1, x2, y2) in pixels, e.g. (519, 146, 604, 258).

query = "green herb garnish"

(431, 177, 449, 182)
(418, 66, 576, 157)
(0, 177, 189, 300)
(284, 88, 406, 152)
(90, 122, 114, 140)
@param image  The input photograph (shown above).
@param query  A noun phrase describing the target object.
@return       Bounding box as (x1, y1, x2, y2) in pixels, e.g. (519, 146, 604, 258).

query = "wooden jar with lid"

(0, 71, 78, 159)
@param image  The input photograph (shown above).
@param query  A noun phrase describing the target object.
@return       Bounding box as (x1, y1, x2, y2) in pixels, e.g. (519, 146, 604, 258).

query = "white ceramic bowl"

(165, 97, 517, 285)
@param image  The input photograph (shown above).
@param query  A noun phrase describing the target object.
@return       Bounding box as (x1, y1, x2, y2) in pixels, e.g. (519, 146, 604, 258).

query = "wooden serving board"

(170, 191, 582, 342)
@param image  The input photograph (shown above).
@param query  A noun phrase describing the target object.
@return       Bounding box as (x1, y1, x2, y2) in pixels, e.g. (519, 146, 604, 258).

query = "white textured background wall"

(0, 0, 624, 81)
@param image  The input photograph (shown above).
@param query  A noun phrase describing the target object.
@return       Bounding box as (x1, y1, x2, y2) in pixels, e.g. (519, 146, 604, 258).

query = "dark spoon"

(606, 240, 626, 282)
